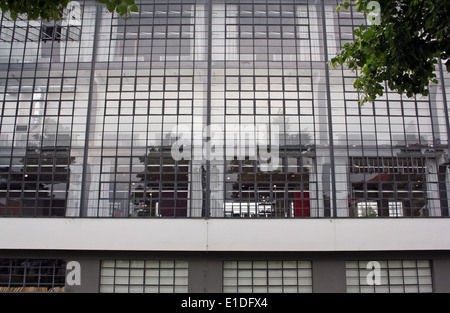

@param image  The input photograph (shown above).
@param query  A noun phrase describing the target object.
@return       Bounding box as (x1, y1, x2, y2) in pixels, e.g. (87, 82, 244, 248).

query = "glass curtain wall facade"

(0, 0, 449, 218)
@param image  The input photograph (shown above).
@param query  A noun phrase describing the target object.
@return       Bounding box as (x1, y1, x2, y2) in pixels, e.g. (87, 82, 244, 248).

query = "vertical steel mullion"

(320, 1, 338, 217)
(13, 18, 29, 216)
(438, 59, 450, 216)
(438, 59, 450, 162)
(80, 3, 101, 217)
(413, 99, 427, 217)
(188, 4, 196, 218)
(204, 0, 213, 218)
(429, 259, 435, 293)
(293, 7, 305, 219)
(400, 260, 406, 293)
(60, 27, 76, 218)
(22, 260, 27, 291)
(7, 260, 12, 289)
(342, 61, 353, 217)
(171, 260, 175, 293)
(97, 66, 107, 221)
(251, 29, 257, 217)
(424, 84, 439, 214)
(371, 95, 383, 216)
(157, 7, 168, 216)
(127, 260, 131, 293)
(1, 16, 14, 216)
(400, 96, 413, 217)
(414, 259, 421, 292)
(129, 10, 141, 219)
(113, 13, 128, 218)
(144, 3, 155, 217)
(37, 261, 43, 290)
(13, 17, 30, 216)
(304, 4, 320, 218)
(113, 260, 117, 293)
(250, 260, 254, 293)
(157, 260, 161, 293)
(37, 45, 54, 217)
(359, 261, 363, 293)
(384, 83, 398, 217)
(386, 260, 392, 293)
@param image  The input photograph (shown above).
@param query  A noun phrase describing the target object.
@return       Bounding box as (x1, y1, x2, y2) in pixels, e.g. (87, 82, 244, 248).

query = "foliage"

(0, 0, 138, 21)
(330, 0, 450, 105)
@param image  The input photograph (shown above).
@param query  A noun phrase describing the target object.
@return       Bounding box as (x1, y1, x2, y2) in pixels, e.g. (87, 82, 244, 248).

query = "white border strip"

(0, 218, 449, 251)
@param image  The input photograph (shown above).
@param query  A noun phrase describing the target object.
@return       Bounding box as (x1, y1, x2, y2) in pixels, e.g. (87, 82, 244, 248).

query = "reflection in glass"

(0, 0, 448, 218)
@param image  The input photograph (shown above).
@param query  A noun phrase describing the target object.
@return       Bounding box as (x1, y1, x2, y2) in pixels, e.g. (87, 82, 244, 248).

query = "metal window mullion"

(37, 260, 43, 289)
(429, 259, 435, 293)
(400, 97, 414, 217)
(438, 59, 450, 216)
(143, 7, 156, 217)
(414, 259, 421, 292)
(0, 29, 14, 215)
(112, 260, 117, 293)
(50, 261, 56, 290)
(157, 260, 162, 293)
(426, 85, 441, 211)
(202, 0, 213, 218)
(386, 260, 393, 293)
(21, 260, 27, 291)
(292, 11, 305, 220)
(320, 0, 338, 217)
(400, 260, 406, 293)
(97, 99, 107, 220)
(80, 3, 101, 217)
(372, 115, 384, 217)
(303, 3, 320, 218)
(280, 71, 289, 217)
(413, 100, 428, 214)
(128, 14, 142, 219)
(384, 84, 399, 217)
(438, 59, 450, 164)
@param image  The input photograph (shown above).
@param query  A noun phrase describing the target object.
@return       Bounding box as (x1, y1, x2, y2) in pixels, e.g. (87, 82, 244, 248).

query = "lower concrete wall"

(1, 250, 449, 293)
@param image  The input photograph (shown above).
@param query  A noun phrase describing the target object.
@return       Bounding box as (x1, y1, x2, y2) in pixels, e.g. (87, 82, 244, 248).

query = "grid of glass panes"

(210, 1, 327, 219)
(0, 0, 92, 217)
(86, 0, 204, 218)
(0, 0, 449, 219)
(99, 260, 188, 293)
(0, 259, 66, 292)
(223, 260, 312, 293)
(346, 260, 433, 293)
(328, 1, 449, 218)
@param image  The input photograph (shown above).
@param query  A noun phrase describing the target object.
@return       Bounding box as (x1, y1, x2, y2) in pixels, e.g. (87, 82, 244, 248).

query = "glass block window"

(0, 259, 66, 292)
(100, 260, 188, 293)
(223, 260, 312, 293)
(346, 260, 433, 293)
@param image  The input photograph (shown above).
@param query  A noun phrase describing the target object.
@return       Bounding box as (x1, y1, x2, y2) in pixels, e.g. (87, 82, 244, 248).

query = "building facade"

(0, 0, 449, 293)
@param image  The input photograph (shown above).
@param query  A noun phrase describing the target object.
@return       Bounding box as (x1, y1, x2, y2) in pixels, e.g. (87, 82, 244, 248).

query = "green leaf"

(116, 4, 128, 16)
(129, 4, 139, 12)
(106, 1, 116, 13)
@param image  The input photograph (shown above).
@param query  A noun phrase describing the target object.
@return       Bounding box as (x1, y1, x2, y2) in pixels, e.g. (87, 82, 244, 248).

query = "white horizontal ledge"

(0, 218, 449, 252)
